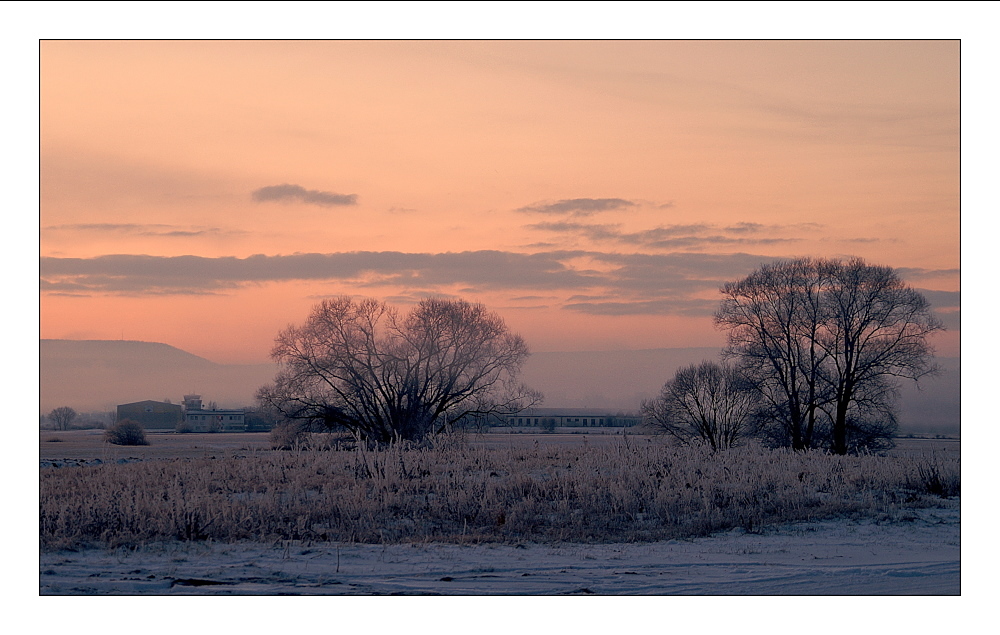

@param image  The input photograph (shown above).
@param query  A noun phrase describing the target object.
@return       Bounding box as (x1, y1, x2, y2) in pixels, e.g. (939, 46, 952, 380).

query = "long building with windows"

(499, 408, 641, 429)
(181, 394, 246, 432)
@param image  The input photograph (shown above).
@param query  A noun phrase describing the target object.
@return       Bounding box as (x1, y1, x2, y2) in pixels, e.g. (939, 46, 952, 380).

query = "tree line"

(257, 257, 942, 454)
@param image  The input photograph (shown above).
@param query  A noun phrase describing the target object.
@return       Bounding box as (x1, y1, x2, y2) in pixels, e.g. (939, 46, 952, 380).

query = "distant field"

(38, 430, 636, 463)
(39, 429, 960, 463)
(40, 430, 271, 463)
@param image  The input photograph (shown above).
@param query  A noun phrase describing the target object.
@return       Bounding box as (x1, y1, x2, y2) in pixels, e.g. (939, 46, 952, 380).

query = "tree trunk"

(832, 394, 850, 455)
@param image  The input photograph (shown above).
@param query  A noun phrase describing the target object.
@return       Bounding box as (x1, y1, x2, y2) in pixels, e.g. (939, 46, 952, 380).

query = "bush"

(105, 420, 149, 446)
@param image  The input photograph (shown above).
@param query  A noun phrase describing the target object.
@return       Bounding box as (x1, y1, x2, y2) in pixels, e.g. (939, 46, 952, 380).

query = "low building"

(183, 409, 246, 432)
(116, 400, 183, 431)
(499, 408, 641, 429)
(181, 394, 246, 432)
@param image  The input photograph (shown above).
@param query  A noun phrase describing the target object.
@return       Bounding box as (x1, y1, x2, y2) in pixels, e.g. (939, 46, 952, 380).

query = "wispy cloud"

(251, 183, 358, 207)
(516, 198, 636, 216)
(527, 220, 807, 249)
(38, 250, 779, 317)
(724, 222, 766, 234)
(44, 250, 948, 322)
(563, 298, 719, 316)
(40, 250, 944, 320)
(39, 251, 601, 296)
(895, 267, 960, 283)
(916, 289, 960, 310)
(43, 223, 247, 238)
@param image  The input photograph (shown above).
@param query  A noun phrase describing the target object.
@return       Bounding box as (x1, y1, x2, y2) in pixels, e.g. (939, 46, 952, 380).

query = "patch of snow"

(40, 505, 959, 595)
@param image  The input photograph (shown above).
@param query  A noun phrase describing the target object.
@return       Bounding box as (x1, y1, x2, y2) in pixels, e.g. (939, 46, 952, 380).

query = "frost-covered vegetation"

(40, 438, 958, 550)
(104, 420, 149, 446)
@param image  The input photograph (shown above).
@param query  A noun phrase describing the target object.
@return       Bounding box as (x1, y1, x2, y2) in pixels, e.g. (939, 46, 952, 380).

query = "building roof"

(118, 400, 181, 409)
(510, 408, 638, 417)
(185, 409, 245, 415)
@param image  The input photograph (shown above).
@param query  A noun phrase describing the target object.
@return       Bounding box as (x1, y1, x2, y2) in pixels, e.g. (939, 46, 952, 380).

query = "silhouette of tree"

(642, 361, 757, 450)
(48, 406, 77, 431)
(716, 257, 942, 454)
(258, 297, 541, 443)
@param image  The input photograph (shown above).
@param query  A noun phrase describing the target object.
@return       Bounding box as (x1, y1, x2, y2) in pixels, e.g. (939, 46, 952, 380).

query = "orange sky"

(40, 40, 959, 363)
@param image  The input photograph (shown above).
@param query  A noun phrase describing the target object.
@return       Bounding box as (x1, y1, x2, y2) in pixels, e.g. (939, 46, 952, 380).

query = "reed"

(39, 439, 959, 550)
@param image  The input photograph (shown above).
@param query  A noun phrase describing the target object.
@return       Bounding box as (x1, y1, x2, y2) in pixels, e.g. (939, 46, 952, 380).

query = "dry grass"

(39, 438, 959, 550)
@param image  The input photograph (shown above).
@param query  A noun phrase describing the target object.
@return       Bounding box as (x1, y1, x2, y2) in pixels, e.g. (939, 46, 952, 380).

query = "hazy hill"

(40, 340, 278, 412)
(39, 339, 959, 434)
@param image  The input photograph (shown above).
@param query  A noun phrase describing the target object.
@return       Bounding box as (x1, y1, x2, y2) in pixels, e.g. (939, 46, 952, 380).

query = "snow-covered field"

(40, 503, 958, 595)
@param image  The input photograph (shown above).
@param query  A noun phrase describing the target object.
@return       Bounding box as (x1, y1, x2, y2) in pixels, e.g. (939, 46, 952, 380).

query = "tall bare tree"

(814, 258, 942, 454)
(716, 257, 942, 454)
(257, 297, 541, 443)
(716, 258, 829, 450)
(641, 361, 757, 451)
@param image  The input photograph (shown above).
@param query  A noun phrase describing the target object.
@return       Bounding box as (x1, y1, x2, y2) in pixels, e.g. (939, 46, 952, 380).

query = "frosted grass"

(40, 439, 959, 550)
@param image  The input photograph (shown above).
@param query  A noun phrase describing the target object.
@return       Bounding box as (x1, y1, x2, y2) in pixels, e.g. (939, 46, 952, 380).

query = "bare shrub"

(40, 440, 959, 550)
(642, 361, 756, 450)
(105, 420, 149, 446)
(910, 458, 960, 498)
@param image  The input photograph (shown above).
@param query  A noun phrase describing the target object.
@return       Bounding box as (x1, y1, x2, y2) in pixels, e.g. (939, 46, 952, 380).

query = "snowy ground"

(40, 504, 958, 595)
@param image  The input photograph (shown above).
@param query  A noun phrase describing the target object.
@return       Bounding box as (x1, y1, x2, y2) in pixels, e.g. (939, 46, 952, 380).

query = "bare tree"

(48, 406, 77, 431)
(716, 258, 829, 450)
(716, 257, 942, 454)
(641, 361, 757, 450)
(257, 297, 541, 443)
(814, 258, 941, 454)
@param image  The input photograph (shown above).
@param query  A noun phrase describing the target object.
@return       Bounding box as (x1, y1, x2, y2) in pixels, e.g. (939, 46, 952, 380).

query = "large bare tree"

(715, 258, 829, 450)
(814, 258, 942, 454)
(716, 257, 942, 454)
(641, 361, 757, 451)
(257, 297, 541, 443)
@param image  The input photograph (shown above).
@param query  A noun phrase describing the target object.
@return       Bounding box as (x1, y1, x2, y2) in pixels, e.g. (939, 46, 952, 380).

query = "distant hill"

(40, 340, 277, 412)
(39, 339, 959, 435)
